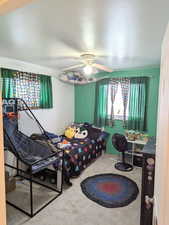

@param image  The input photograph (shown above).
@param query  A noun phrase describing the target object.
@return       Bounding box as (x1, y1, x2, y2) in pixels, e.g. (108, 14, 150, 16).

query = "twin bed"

(58, 131, 106, 177)
(31, 122, 109, 184)
(29, 122, 109, 183)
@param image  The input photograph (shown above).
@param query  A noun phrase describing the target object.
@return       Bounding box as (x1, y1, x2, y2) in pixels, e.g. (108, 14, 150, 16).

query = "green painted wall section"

(75, 82, 96, 123)
(75, 67, 160, 154)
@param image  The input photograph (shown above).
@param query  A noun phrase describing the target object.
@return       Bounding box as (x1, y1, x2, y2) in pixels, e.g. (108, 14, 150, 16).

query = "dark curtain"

(127, 77, 149, 131)
(109, 78, 119, 126)
(40, 75, 53, 108)
(1, 68, 15, 98)
(120, 78, 130, 127)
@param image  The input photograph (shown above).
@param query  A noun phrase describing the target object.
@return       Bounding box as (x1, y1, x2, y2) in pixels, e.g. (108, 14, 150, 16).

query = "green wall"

(75, 67, 160, 154)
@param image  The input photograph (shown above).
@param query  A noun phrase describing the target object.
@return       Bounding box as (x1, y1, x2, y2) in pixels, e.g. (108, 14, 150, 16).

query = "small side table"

(126, 138, 148, 166)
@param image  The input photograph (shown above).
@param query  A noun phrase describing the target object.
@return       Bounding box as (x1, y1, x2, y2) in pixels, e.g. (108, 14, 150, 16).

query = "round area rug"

(80, 173, 139, 208)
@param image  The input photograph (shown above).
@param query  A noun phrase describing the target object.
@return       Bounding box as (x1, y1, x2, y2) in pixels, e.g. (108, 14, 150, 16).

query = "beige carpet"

(7, 154, 142, 225)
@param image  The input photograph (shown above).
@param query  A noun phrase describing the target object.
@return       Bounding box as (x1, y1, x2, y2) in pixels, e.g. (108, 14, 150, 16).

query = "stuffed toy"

(57, 139, 71, 149)
(64, 126, 76, 139)
(83, 123, 102, 140)
(74, 126, 88, 139)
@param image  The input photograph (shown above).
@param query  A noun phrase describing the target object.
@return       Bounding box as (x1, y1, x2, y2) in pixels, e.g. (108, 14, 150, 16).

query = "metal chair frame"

(3, 98, 64, 217)
(5, 149, 64, 217)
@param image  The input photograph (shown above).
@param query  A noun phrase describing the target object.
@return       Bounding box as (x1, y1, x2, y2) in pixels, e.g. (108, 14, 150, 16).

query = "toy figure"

(64, 126, 76, 139)
(74, 126, 88, 139)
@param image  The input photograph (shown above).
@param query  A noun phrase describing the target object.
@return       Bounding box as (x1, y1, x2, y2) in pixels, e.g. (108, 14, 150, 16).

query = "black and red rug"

(80, 173, 139, 208)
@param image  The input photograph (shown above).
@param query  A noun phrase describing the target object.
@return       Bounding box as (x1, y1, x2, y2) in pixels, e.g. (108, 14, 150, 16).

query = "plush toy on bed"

(73, 123, 101, 140)
(74, 126, 88, 139)
(83, 123, 104, 140)
(64, 126, 76, 139)
(64, 123, 104, 141)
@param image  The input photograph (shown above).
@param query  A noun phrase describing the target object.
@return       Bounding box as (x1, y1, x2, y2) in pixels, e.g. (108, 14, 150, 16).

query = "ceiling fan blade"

(93, 63, 113, 73)
(62, 64, 84, 72)
(37, 56, 80, 61)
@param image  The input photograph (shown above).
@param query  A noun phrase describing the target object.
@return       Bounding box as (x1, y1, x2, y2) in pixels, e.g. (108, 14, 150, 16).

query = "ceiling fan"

(62, 53, 113, 75)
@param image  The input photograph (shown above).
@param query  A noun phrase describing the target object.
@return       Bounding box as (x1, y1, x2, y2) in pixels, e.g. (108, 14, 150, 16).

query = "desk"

(126, 138, 148, 166)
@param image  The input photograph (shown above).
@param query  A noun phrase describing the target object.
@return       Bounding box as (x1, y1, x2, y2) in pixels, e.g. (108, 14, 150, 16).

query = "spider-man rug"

(80, 173, 139, 208)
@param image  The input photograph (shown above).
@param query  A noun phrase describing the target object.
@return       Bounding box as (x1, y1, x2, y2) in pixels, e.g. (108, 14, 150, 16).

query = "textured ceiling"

(0, 0, 36, 15)
(0, 0, 169, 71)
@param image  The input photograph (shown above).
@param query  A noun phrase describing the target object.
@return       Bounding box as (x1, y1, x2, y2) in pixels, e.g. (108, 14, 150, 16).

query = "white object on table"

(126, 138, 148, 166)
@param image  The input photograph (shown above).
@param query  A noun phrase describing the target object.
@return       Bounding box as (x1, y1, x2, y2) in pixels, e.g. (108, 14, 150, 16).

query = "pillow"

(83, 123, 102, 140)
(83, 123, 109, 140)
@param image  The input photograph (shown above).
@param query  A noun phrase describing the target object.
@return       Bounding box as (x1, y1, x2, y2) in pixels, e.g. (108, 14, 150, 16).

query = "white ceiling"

(0, 0, 36, 15)
(0, 0, 169, 71)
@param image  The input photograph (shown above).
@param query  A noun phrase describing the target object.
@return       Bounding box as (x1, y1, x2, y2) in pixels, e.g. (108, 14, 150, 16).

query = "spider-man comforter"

(58, 137, 107, 178)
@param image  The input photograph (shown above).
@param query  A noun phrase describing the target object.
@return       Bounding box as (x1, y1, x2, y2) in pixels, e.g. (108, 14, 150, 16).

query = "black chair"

(112, 133, 133, 172)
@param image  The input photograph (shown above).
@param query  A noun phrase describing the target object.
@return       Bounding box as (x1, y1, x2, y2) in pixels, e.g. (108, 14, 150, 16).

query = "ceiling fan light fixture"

(83, 65, 93, 75)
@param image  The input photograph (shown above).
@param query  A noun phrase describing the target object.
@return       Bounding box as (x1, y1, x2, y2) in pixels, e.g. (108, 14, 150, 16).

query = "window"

(107, 79, 130, 121)
(94, 76, 148, 131)
(2, 68, 53, 109)
(13, 71, 41, 109)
